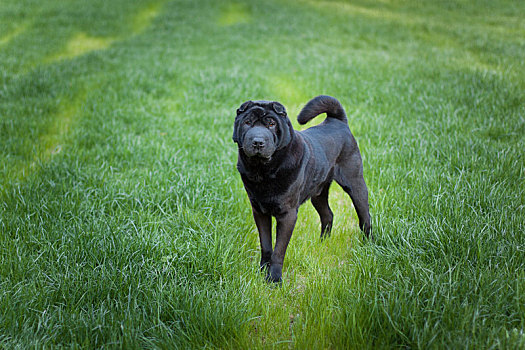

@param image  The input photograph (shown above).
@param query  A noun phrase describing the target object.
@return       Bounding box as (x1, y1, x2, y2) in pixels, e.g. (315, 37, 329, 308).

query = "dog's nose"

(252, 138, 265, 149)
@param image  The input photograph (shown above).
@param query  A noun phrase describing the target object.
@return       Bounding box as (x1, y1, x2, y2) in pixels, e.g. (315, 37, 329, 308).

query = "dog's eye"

(244, 120, 252, 126)
(268, 120, 276, 128)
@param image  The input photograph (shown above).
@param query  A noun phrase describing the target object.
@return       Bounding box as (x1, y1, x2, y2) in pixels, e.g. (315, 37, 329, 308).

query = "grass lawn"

(1, 0, 524, 348)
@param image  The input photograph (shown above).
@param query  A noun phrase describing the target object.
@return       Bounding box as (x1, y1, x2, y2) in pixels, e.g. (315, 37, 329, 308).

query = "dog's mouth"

(249, 152, 272, 162)
(238, 144, 272, 159)
(255, 154, 272, 162)
(240, 147, 272, 162)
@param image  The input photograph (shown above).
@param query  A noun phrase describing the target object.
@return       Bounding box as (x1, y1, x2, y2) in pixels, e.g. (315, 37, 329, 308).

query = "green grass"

(1, 0, 524, 348)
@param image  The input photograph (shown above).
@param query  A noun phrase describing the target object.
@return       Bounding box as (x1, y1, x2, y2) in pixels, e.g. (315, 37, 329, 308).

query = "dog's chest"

(254, 197, 285, 216)
(242, 177, 293, 215)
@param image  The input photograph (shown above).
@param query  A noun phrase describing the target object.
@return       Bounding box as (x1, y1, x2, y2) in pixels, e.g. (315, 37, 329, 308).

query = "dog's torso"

(238, 118, 358, 216)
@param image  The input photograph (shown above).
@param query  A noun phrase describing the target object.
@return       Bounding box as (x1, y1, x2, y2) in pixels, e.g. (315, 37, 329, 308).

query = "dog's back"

(298, 95, 359, 165)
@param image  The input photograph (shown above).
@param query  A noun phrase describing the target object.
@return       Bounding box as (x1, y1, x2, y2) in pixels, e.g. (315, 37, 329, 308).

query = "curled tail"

(297, 95, 347, 125)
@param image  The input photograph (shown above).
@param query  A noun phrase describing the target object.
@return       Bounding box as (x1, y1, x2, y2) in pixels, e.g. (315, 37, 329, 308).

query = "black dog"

(233, 95, 371, 283)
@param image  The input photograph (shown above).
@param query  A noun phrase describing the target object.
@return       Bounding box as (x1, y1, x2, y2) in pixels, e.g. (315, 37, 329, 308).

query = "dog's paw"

(265, 264, 283, 284)
(265, 274, 283, 285)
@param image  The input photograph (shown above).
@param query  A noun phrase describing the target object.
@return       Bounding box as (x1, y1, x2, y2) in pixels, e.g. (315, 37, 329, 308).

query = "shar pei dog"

(233, 95, 371, 283)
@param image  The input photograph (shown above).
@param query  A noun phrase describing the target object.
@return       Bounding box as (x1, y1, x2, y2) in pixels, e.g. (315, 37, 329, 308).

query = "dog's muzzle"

(242, 127, 276, 159)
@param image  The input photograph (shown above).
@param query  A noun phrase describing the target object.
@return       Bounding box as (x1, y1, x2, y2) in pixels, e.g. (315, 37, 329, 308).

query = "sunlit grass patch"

(4, 91, 85, 183)
(218, 3, 252, 26)
(310, 0, 422, 26)
(132, 1, 163, 34)
(46, 32, 115, 62)
(0, 22, 29, 46)
(39, 93, 85, 159)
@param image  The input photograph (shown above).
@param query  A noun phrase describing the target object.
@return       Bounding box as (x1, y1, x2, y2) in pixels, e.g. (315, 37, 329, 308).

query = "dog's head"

(233, 100, 294, 159)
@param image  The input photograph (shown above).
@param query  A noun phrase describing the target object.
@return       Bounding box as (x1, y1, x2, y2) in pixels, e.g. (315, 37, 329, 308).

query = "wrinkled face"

(233, 100, 293, 160)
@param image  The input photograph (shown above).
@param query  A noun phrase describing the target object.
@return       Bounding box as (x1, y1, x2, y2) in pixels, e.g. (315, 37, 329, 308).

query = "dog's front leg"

(268, 210, 298, 283)
(253, 209, 272, 271)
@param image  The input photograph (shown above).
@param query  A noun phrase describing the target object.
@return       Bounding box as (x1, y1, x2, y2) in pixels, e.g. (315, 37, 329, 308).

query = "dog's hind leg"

(311, 183, 334, 240)
(335, 153, 372, 239)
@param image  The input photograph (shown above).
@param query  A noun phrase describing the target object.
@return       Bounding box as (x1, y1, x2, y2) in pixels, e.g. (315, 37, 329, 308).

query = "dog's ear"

(233, 119, 241, 143)
(276, 115, 294, 150)
(233, 116, 241, 143)
(237, 101, 254, 115)
(271, 102, 287, 116)
(271, 102, 292, 149)
(233, 101, 253, 143)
